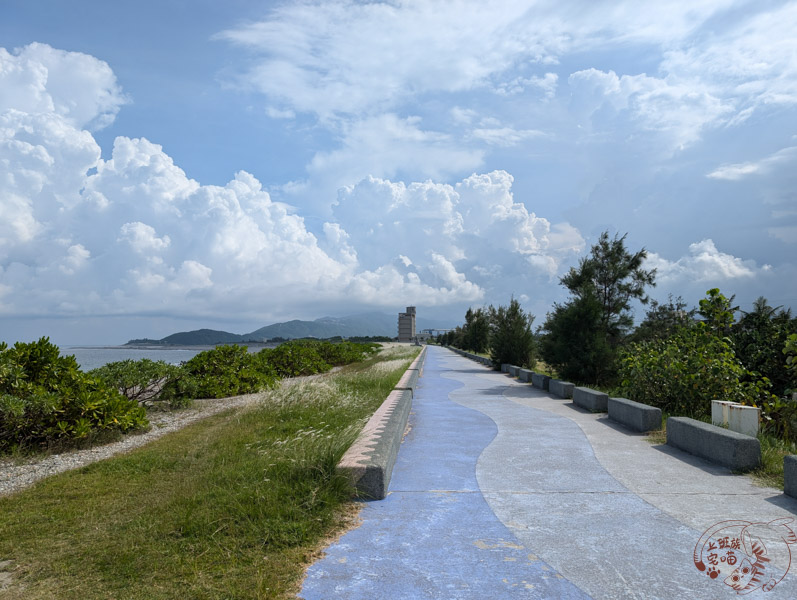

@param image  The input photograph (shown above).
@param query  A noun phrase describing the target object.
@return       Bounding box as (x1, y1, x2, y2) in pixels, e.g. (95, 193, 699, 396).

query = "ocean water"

(65, 347, 210, 371)
(64, 344, 277, 371)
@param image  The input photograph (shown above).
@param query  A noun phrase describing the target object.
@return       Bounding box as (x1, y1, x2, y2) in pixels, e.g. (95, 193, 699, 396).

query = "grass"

(0, 344, 419, 599)
(749, 432, 797, 489)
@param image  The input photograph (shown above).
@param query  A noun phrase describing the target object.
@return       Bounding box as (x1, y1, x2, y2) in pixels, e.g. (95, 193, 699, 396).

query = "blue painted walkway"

(301, 346, 797, 599)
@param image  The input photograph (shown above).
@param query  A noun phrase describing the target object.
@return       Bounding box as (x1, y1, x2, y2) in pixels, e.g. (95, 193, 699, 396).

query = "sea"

(64, 345, 274, 372)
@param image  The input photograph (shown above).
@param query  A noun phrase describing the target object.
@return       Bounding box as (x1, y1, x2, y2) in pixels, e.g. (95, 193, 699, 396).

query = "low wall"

(394, 368, 420, 393)
(785, 456, 797, 499)
(501, 363, 511, 373)
(573, 387, 608, 412)
(518, 368, 533, 382)
(549, 379, 574, 399)
(711, 401, 760, 437)
(666, 417, 761, 471)
(531, 373, 550, 391)
(337, 346, 426, 499)
(508, 365, 520, 377)
(608, 397, 662, 433)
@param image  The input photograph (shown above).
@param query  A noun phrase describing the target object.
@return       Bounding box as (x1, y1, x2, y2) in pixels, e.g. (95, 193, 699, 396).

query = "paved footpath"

(301, 346, 797, 599)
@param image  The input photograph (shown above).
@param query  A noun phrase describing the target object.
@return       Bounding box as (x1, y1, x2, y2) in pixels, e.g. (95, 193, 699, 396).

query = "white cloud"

(662, 2, 797, 112)
(119, 222, 171, 253)
(5, 44, 586, 322)
(450, 106, 478, 125)
(646, 239, 761, 283)
(302, 113, 484, 195)
(707, 146, 797, 181)
(471, 126, 544, 147)
(216, 1, 558, 120)
(265, 106, 296, 119)
(332, 170, 584, 284)
(568, 68, 733, 149)
(0, 43, 126, 130)
(494, 73, 558, 98)
(60, 244, 90, 275)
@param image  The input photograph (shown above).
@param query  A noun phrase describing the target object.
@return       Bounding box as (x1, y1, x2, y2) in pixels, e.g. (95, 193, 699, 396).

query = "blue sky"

(1, 0, 796, 345)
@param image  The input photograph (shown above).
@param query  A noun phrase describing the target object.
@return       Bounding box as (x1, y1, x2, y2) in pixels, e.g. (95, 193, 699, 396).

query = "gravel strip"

(0, 369, 340, 498)
(0, 393, 267, 498)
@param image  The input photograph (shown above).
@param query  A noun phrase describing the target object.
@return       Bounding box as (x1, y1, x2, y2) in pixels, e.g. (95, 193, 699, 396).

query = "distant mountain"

(124, 311, 447, 346)
(246, 312, 400, 340)
(159, 328, 246, 346)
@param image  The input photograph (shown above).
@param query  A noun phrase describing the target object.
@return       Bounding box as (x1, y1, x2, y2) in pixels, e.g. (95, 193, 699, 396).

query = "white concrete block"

(711, 400, 760, 438)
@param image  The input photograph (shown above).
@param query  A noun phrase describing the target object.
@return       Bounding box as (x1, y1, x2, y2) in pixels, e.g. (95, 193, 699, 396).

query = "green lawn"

(0, 345, 419, 599)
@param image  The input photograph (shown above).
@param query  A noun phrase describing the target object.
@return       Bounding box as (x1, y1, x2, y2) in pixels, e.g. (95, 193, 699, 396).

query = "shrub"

(618, 324, 772, 420)
(312, 341, 378, 366)
(0, 337, 147, 453)
(256, 342, 332, 378)
(161, 345, 277, 401)
(90, 359, 182, 406)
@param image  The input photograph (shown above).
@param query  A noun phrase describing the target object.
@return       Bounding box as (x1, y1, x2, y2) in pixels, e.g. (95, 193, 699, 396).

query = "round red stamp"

(694, 518, 797, 594)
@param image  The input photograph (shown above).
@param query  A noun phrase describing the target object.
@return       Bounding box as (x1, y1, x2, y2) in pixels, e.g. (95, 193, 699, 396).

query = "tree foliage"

(539, 292, 614, 383)
(630, 294, 695, 343)
(540, 231, 655, 384)
(90, 359, 181, 406)
(732, 297, 796, 397)
(463, 307, 490, 353)
(489, 298, 535, 369)
(560, 231, 656, 344)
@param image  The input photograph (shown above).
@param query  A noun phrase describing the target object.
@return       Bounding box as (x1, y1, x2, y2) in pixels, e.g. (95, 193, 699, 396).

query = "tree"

(733, 296, 796, 397)
(560, 231, 656, 345)
(540, 231, 656, 384)
(463, 307, 490, 353)
(631, 294, 695, 343)
(539, 292, 614, 383)
(698, 288, 738, 337)
(489, 298, 535, 369)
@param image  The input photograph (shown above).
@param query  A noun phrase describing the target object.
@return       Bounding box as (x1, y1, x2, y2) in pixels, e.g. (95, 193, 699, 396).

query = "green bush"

(90, 359, 182, 406)
(256, 342, 332, 378)
(160, 345, 277, 401)
(311, 340, 378, 366)
(0, 337, 147, 453)
(618, 324, 772, 420)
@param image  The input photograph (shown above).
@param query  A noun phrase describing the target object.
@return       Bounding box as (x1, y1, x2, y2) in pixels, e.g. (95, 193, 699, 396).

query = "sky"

(1, 0, 796, 345)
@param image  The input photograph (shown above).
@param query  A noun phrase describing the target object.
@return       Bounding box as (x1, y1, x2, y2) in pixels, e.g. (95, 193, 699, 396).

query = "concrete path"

(301, 346, 797, 599)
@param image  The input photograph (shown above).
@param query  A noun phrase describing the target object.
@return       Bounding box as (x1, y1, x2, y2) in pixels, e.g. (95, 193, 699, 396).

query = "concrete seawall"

(337, 346, 426, 499)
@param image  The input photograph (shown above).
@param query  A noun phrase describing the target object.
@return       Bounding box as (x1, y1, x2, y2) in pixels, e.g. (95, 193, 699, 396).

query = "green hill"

(125, 312, 445, 346)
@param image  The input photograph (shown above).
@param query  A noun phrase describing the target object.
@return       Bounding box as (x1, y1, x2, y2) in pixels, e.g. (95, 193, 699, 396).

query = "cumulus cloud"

(0, 43, 126, 130)
(646, 239, 762, 283)
(494, 73, 558, 98)
(1, 43, 588, 323)
(332, 170, 585, 287)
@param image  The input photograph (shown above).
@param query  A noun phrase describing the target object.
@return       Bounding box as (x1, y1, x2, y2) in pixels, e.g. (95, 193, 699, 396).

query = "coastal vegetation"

(0, 344, 419, 599)
(1, 338, 378, 455)
(0, 338, 147, 454)
(443, 230, 797, 481)
(437, 299, 535, 369)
